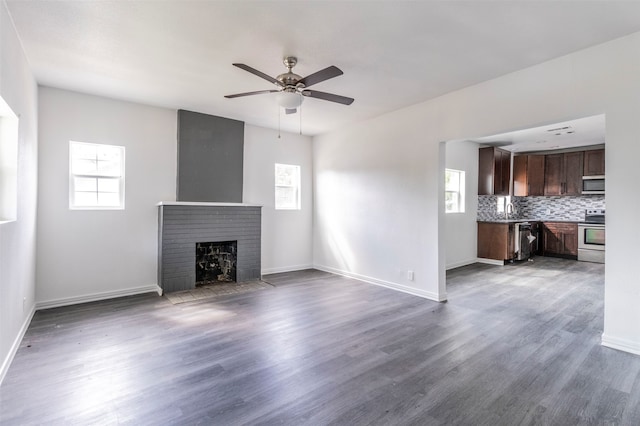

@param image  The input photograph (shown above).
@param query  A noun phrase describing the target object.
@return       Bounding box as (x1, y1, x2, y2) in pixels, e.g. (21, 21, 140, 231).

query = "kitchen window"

(69, 141, 125, 209)
(275, 163, 301, 210)
(445, 168, 465, 213)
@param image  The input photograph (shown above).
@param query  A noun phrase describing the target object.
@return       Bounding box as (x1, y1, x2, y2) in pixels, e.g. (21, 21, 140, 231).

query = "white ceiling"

(6, 1, 640, 136)
(472, 114, 606, 152)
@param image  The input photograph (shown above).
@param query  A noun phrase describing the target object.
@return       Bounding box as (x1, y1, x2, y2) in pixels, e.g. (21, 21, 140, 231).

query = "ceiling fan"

(225, 56, 354, 114)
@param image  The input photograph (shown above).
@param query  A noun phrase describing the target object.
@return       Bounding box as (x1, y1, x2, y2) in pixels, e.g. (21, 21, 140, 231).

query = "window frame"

(274, 163, 301, 211)
(69, 141, 125, 210)
(445, 168, 465, 214)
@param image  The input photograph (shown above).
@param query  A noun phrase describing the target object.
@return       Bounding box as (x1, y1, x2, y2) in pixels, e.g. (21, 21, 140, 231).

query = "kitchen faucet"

(505, 202, 514, 220)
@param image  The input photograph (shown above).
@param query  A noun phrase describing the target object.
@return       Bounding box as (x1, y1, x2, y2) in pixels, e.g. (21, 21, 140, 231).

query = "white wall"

(445, 140, 479, 269)
(243, 125, 313, 273)
(0, 2, 39, 382)
(313, 103, 444, 301)
(313, 31, 640, 355)
(36, 87, 177, 305)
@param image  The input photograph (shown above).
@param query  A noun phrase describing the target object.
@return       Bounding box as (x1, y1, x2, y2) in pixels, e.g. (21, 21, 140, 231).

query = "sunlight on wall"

(317, 170, 356, 271)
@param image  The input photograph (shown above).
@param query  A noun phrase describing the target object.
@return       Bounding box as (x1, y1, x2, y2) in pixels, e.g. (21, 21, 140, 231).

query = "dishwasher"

(514, 222, 535, 261)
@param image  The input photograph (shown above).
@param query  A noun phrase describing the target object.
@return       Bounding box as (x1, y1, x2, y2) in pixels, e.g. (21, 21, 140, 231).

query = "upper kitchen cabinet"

(583, 148, 605, 176)
(544, 151, 583, 196)
(478, 147, 511, 195)
(513, 155, 545, 196)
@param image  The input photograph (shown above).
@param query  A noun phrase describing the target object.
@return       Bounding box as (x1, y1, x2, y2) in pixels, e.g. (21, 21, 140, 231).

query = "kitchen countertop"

(477, 218, 584, 224)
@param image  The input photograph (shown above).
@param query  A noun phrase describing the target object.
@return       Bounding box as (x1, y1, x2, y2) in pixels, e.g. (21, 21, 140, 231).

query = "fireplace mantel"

(157, 203, 262, 293)
(157, 201, 262, 207)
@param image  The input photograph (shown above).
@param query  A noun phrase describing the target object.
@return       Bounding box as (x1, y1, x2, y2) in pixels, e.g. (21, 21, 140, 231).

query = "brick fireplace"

(157, 202, 261, 293)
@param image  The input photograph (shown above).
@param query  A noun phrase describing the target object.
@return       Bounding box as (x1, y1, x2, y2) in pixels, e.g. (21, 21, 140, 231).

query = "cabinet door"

(542, 222, 578, 259)
(544, 154, 563, 195)
(542, 224, 562, 256)
(478, 147, 511, 195)
(513, 155, 544, 196)
(563, 223, 578, 256)
(513, 155, 528, 197)
(564, 152, 584, 195)
(584, 149, 605, 176)
(497, 149, 511, 195)
(478, 147, 495, 195)
(527, 155, 545, 196)
(478, 223, 513, 260)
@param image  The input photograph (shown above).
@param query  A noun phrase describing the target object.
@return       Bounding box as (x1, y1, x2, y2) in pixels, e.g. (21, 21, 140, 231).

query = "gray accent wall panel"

(177, 110, 244, 202)
(158, 205, 262, 293)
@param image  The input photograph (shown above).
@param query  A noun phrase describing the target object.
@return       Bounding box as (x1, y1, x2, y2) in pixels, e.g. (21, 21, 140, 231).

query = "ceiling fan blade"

(302, 90, 354, 105)
(285, 108, 297, 115)
(232, 63, 282, 86)
(298, 66, 343, 88)
(225, 89, 279, 99)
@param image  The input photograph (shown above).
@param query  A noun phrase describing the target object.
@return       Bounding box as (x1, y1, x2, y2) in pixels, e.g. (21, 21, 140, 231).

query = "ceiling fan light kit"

(275, 91, 303, 110)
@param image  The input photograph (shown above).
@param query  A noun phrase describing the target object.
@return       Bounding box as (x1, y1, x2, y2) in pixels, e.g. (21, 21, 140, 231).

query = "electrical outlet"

(407, 270, 414, 281)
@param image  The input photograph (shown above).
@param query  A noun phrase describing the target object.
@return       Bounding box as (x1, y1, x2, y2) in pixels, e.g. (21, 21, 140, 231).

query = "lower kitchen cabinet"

(477, 222, 514, 261)
(541, 222, 578, 259)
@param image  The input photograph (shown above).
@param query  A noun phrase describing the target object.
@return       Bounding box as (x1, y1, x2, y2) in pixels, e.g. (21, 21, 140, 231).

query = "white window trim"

(69, 141, 125, 210)
(275, 163, 301, 210)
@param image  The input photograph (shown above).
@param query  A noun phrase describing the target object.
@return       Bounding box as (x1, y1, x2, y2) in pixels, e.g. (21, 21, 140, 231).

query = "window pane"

(74, 177, 97, 192)
(445, 170, 460, 191)
(72, 143, 97, 160)
(73, 159, 99, 175)
(97, 192, 120, 207)
(98, 178, 120, 193)
(96, 159, 121, 177)
(445, 191, 459, 213)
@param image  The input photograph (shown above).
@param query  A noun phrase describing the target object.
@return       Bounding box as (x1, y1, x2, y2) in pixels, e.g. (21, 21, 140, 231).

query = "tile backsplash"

(478, 195, 605, 221)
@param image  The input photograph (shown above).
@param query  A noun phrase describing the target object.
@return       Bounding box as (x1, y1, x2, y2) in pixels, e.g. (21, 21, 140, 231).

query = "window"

(445, 168, 465, 213)
(69, 141, 125, 209)
(0, 96, 18, 223)
(275, 163, 301, 210)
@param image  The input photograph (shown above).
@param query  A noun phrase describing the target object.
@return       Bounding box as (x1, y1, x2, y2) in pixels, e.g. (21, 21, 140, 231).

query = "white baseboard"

(476, 257, 505, 266)
(262, 264, 314, 275)
(446, 259, 478, 270)
(314, 264, 446, 302)
(601, 334, 640, 356)
(36, 284, 162, 310)
(0, 305, 36, 385)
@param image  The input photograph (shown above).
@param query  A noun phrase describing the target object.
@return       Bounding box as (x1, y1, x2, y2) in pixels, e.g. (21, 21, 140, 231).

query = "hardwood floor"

(2, 257, 639, 425)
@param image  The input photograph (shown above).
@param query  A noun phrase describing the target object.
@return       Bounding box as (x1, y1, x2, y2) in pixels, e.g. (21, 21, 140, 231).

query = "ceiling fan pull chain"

(277, 105, 281, 139)
(299, 102, 302, 135)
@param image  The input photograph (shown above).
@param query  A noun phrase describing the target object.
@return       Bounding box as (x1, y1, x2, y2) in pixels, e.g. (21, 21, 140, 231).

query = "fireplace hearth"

(196, 241, 237, 285)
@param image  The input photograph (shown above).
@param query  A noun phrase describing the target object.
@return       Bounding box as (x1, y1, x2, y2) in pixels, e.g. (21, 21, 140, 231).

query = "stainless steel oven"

(578, 209, 605, 263)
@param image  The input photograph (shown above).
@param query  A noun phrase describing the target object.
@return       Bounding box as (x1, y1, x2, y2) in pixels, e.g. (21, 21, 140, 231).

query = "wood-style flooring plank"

(2, 258, 640, 425)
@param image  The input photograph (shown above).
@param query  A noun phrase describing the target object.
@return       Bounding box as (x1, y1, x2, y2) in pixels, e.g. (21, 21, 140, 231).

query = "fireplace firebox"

(196, 241, 237, 285)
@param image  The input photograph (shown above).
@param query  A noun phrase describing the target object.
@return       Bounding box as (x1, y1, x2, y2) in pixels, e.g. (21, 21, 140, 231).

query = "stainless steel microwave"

(582, 175, 605, 194)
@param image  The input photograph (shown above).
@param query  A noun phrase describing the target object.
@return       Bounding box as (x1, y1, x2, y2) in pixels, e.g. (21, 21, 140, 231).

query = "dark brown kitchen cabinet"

(541, 222, 578, 259)
(477, 222, 514, 261)
(583, 149, 605, 176)
(513, 155, 545, 196)
(478, 147, 511, 195)
(544, 151, 583, 196)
